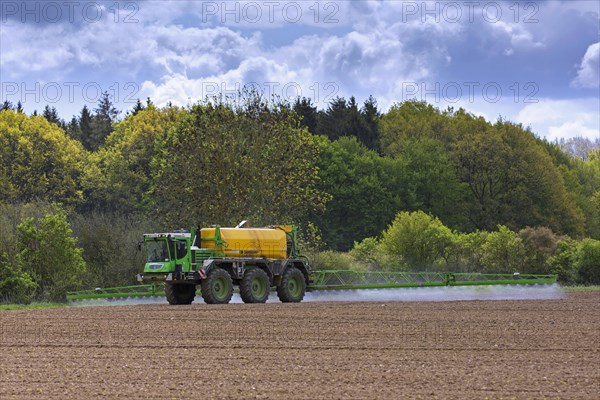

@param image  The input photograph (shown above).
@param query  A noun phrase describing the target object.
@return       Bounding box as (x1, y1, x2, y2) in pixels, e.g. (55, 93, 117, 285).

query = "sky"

(1, 0, 599, 140)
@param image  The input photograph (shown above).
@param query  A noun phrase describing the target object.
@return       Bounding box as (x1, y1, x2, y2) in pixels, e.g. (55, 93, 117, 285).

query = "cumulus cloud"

(516, 99, 600, 140)
(140, 57, 299, 106)
(1, 0, 598, 127)
(572, 42, 600, 88)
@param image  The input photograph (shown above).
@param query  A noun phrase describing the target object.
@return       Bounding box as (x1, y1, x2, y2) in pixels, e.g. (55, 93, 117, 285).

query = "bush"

(576, 239, 600, 285)
(350, 237, 381, 270)
(519, 226, 559, 274)
(17, 205, 86, 302)
(546, 238, 578, 284)
(379, 211, 454, 271)
(70, 211, 152, 288)
(480, 226, 526, 273)
(0, 253, 37, 304)
(311, 250, 367, 272)
(447, 231, 488, 273)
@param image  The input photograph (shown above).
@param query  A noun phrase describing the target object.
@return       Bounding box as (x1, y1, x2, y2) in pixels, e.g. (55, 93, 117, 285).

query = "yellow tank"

(200, 227, 287, 259)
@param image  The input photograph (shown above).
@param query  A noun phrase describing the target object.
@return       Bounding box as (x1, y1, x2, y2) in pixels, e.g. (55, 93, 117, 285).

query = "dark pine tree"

(66, 116, 82, 142)
(293, 97, 318, 134)
(345, 96, 370, 143)
(42, 105, 61, 125)
(88, 92, 120, 151)
(316, 97, 349, 141)
(1, 101, 14, 111)
(130, 98, 145, 116)
(79, 105, 94, 150)
(360, 95, 381, 151)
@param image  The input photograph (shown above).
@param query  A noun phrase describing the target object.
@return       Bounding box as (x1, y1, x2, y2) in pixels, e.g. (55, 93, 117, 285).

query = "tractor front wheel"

(240, 268, 270, 303)
(201, 268, 234, 304)
(165, 283, 196, 305)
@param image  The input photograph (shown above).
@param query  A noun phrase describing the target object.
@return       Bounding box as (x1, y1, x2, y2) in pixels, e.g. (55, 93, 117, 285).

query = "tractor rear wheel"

(240, 268, 270, 303)
(277, 267, 306, 303)
(201, 268, 234, 304)
(165, 283, 196, 305)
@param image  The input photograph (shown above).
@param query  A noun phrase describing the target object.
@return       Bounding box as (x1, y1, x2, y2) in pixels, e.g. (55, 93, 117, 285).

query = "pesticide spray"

(70, 284, 563, 306)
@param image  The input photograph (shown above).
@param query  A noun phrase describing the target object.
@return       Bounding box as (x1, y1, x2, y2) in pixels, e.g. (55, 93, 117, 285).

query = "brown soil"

(1, 292, 598, 399)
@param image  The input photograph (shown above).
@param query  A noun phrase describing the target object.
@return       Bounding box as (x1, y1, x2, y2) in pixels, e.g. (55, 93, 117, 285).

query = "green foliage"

(546, 238, 579, 285)
(518, 226, 559, 274)
(151, 95, 328, 227)
(379, 211, 454, 271)
(379, 101, 448, 155)
(0, 202, 56, 259)
(379, 102, 585, 237)
(315, 136, 405, 250)
(0, 253, 37, 304)
(480, 226, 526, 273)
(575, 239, 600, 285)
(70, 211, 154, 288)
(81, 105, 182, 213)
(311, 250, 366, 272)
(293, 97, 318, 135)
(399, 138, 468, 228)
(2, 96, 600, 297)
(350, 237, 380, 268)
(447, 231, 488, 273)
(316, 96, 380, 150)
(0, 110, 86, 205)
(297, 222, 325, 252)
(16, 206, 86, 301)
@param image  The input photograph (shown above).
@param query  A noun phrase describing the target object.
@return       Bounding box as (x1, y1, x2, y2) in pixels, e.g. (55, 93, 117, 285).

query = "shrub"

(546, 238, 578, 284)
(519, 226, 559, 274)
(17, 206, 86, 301)
(447, 231, 488, 273)
(480, 226, 526, 273)
(0, 253, 37, 304)
(350, 237, 381, 270)
(311, 251, 367, 272)
(70, 211, 152, 288)
(379, 211, 454, 271)
(576, 239, 600, 285)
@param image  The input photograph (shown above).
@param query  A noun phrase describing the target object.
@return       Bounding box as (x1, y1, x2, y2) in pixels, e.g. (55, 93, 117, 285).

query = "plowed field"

(1, 292, 598, 399)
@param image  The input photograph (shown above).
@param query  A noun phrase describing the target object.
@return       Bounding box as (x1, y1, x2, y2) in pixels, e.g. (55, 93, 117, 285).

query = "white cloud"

(572, 42, 600, 88)
(548, 120, 599, 141)
(491, 21, 545, 51)
(516, 99, 600, 140)
(2, 0, 598, 125)
(140, 57, 299, 106)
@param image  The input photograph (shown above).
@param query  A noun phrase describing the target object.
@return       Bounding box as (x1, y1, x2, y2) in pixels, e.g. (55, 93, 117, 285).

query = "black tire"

(277, 267, 306, 303)
(240, 268, 270, 303)
(165, 283, 196, 305)
(201, 268, 234, 304)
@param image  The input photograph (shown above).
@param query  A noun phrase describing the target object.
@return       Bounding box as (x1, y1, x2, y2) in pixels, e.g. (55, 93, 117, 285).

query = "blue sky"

(1, 0, 598, 140)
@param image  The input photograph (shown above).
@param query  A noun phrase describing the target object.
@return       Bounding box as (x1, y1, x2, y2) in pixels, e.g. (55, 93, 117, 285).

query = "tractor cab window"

(169, 240, 188, 260)
(147, 240, 170, 262)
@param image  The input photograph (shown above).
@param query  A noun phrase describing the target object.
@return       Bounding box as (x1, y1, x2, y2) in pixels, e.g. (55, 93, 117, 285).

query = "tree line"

(0, 93, 599, 302)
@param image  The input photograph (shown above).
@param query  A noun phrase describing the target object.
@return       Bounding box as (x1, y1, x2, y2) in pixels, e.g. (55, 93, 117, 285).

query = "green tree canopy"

(315, 136, 406, 250)
(150, 95, 328, 227)
(0, 110, 86, 205)
(81, 105, 182, 213)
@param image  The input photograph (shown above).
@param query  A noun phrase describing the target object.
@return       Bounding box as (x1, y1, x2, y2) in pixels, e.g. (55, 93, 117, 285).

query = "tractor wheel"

(240, 268, 270, 303)
(277, 267, 306, 303)
(201, 268, 234, 304)
(165, 283, 196, 305)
